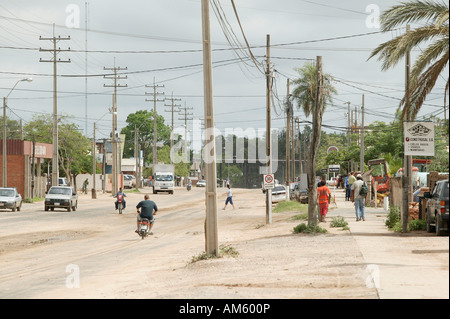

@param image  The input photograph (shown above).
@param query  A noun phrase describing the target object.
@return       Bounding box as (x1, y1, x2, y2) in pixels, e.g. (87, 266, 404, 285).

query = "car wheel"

(426, 211, 434, 233)
(12, 206, 16, 212)
(45, 206, 49, 211)
(17, 202, 22, 212)
(72, 201, 77, 211)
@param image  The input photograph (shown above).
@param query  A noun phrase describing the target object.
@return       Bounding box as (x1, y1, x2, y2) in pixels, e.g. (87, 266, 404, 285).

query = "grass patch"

(330, 216, 348, 228)
(293, 223, 327, 234)
(291, 213, 308, 221)
(273, 201, 307, 213)
(190, 244, 239, 263)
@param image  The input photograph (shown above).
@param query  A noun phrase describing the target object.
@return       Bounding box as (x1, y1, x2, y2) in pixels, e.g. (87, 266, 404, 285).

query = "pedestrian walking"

(223, 184, 235, 210)
(344, 174, 351, 201)
(351, 174, 366, 221)
(317, 180, 331, 222)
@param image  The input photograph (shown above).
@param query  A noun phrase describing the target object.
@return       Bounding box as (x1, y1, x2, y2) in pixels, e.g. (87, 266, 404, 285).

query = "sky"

(0, 0, 448, 147)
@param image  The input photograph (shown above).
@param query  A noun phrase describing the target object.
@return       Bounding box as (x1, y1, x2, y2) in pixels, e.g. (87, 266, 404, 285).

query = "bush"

(408, 219, 427, 231)
(385, 206, 401, 229)
(293, 223, 327, 234)
(330, 216, 348, 228)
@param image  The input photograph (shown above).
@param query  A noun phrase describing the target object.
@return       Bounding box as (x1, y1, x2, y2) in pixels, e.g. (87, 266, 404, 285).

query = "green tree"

(291, 61, 337, 226)
(369, 0, 449, 120)
(120, 110, 171, 164)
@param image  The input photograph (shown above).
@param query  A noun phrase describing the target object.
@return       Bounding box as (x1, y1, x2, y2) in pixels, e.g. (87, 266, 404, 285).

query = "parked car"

(272, 185, 286, 203)
(424, 180, 449, 236)
(45, 186, 78, 212)
(0, 187, 22, 212)
(197, 180, 206, 187)
(123, 174, 133, 189)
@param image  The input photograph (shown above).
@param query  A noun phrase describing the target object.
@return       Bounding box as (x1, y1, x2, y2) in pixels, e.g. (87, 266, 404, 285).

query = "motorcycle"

(116, 194, 124, 214)
(138, 218, 150, 239)
(187, 183, 191, 191)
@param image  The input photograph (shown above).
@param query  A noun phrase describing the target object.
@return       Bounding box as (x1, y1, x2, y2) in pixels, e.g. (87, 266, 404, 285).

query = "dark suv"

(424, 180, 449, 236)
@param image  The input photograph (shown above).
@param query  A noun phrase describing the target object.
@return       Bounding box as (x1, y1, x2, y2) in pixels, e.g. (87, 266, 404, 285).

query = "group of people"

(317, 171, 367, 222)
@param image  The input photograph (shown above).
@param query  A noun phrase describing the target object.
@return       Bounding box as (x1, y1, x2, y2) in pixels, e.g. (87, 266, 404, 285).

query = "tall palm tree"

(369, 0, 449, 120)
(291, 61, 337, 226)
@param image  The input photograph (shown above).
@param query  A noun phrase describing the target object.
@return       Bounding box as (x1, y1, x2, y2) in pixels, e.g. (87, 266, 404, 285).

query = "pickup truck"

(424, 180, 449, 236)
(45, 186, 78, 212)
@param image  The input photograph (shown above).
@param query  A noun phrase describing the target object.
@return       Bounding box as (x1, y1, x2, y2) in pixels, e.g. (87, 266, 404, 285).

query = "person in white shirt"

(223, 184, 235, 210)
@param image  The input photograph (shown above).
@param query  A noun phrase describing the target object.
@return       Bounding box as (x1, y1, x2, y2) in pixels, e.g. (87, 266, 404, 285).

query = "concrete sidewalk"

(327, 186, 449, 299)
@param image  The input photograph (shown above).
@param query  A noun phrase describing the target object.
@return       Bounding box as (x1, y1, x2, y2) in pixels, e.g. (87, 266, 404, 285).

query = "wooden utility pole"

(201, 0, 219, 256)
(164, 93, 181, 164)
(285, 78, 291, 201)
(265, 34, 272, 224)
(39, 26, 70, 187)
(145, 78, 165, 166)
(179, 102, 194, 162)
(92, 122, 97, 198)
(402, 24, 412, 233)
(104, 63, 127, 195)
(360, 95, 365, 173)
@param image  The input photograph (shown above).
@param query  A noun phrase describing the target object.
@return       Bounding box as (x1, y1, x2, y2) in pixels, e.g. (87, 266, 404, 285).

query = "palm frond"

(400, 48, 449, 120)
(381, 0, 449, 31)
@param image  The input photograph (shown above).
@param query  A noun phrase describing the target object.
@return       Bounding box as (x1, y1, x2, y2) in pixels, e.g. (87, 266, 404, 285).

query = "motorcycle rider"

(114, 187, 127, 210)
(136, 194, 158, 234)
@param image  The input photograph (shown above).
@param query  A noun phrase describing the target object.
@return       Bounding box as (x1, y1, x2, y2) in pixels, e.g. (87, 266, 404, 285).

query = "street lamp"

(3, 78, 33, 187)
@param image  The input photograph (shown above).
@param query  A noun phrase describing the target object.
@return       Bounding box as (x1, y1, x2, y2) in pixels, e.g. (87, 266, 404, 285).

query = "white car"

(0, 187, 22, 212)
(271, 185, 286, 203)
(123, 175, 133, 189)
(196, 180, 206, 187)
(45, 186, 78, 212)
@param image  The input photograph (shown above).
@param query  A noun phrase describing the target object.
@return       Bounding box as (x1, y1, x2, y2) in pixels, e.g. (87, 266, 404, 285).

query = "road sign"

(264, 174, 275, 189)
(328, 164, 340, 173)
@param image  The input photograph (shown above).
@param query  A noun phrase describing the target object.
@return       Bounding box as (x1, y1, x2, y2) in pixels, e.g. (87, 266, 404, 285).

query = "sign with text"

(404, 122, 435, 156)
(328, 164, 340, 173)
(263, 174, 275, 189)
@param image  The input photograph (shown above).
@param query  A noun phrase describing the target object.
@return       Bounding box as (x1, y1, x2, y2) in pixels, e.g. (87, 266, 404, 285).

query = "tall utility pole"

(145, 78, 165, 166)
(402, 24, 413, 233)
(165, 93, 181, 164)
(285, 78, 291, 201)
(360, 94, 365, 174)
(92, 122, 97, 198)
(346, 101, 351, 148)
(265, 34, 273, 225)
(201, 0, 219, 256)
(179, 102, 194, 161)
(104, 63, 127, 195)
(39, 26, 70, 187)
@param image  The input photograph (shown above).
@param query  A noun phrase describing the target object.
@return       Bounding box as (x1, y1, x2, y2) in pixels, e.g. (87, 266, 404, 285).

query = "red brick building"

(0, 139, 53, 198)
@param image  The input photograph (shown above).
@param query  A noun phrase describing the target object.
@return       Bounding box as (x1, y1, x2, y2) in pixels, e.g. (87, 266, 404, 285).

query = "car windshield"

(0, 189, 15, 197)
(273, 186, 285, 192)
(156, 175, 173, 181)
(49, 188, 71, 195)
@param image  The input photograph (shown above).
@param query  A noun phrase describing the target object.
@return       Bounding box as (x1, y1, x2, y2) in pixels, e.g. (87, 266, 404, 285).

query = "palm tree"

(291, 60, 337, 226)
(369, 0, 449, 120)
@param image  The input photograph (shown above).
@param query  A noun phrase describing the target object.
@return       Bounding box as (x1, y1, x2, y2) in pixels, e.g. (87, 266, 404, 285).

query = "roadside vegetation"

(385, 206, 427, 232)
(293, 223, 327, 234)
(330, 216, 349, 230)
(190, 244, 239, 263)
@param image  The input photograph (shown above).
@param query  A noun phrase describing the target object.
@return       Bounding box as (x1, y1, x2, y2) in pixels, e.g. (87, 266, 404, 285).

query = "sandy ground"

(0, 185, 448, 300)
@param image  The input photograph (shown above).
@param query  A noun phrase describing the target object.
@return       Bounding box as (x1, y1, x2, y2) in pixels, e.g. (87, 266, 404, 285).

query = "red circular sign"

(265, 175, 273, 184)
